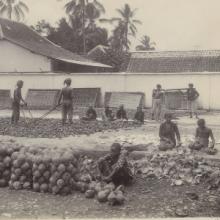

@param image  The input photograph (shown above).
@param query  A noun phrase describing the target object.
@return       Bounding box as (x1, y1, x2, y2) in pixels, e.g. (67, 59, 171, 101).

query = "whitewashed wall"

(0, 40, 51, 72)
(0, 72, 219, 110)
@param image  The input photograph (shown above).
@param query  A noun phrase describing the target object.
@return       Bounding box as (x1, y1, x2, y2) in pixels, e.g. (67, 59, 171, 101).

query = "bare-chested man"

(58, 78, 73, 126)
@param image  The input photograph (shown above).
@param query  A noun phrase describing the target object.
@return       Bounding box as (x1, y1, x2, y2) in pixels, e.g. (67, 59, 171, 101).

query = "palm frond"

(16, 5, 25, 21)
(99, 18, 111, 23)
(115, 9, 125, 18)
(0, 2, 4, 8)
(0, 5, 6, 16)
(93, 0, 105, 14)
(132, 19, 142, 25)
(129, 26, 136, 37)
(13, 6, 20, 21)
(7, 0, 12, 19)
(110, 17, 121, 24)
(65, 1, 77, 14)
(130, 8, 138, 18)
(18, 1, 29, 12)
(130, 23, 137, 32)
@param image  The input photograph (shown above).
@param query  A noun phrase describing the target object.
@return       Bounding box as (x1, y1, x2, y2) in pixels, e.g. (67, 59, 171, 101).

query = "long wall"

(0, 72, 219, 110)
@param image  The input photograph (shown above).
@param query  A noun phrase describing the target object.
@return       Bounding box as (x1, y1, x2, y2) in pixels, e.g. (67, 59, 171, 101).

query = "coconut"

(58, 164, 66, 174)
(19, 175, 27, 184)
(97, 191, 108, 203)
(17, 154, 26, 165)
(57, 179, 65, 188)
(0, 162, 5, 172)
(33, 170, 41, 179)
(14, 168, 22, 177)
(43, 170, 51, 180)
(33, 183, 40, 192)
(12, 181, 21, 189)
(85, 190, 95, 198)
(0, 146, 7, 157)
(0, 156, 3, 162)
(32, 164, 38, 172)
(52, 185, 60, 194)
(68, 178, 76, 190)
(7, 148, 14, 156)
(116, 191, 125, 205)
(60, 186, 70, 195)
(38, 176, 46, 185)
(25, 169, 32, 176)
(23, 182, 31, 189)
(11, 152, 19, 161)
(38, 163, 47, 173)
(21, 162, 30, 171)
(81, 182, 89, 193)
(66, 163, 74, 173)
(107, 191, 117, 206)
(53, 172, 61, 181)
(88, 181, 96, 190)
(40, 183, 49, 193)
(50, 164, 57, 174)
(62, 172, 71, 183)
(11, 174, 18, 182)
(52, 155, 61, 166)
(94, 184, 102, 194)
(49, 177, 57, 187)
(3, 169, 10, 178)
(3, 156, 11, 167)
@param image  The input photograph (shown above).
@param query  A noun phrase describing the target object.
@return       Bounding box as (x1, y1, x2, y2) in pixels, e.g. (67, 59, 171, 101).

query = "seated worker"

(116, 105, 128, 120)
(102, 105, 115, 121)
(97, 143, 133, 186)
(134, 107, 144, 124)
(159, 113, 181, 151)
(81, 105, 97, 121)
(188, 119, 215, 150)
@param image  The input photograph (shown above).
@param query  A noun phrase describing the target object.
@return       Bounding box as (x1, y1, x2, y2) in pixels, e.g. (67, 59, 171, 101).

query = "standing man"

(151, 84, 163, 121)
(58, 78, 73, 126)
(11, 80, 27, 125)
(186, 83, 200, 119)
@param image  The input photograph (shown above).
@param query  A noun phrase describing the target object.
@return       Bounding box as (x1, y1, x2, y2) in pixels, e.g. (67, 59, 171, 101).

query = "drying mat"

(164, 91, 187, 110)
(109, 92, 142, 109)
(25, 89, 60, 108)
(71, 88, 100, 107)
(104, 92, 145, 108)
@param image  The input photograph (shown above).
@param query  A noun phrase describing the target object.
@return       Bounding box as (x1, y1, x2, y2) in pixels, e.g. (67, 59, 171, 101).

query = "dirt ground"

(0, 111, 220, 218)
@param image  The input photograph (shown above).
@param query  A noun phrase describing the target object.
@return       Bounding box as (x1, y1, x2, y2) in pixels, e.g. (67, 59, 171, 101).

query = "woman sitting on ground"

(81, 105, 97, 121)
(134, 107, 144, 124)
(116, 105, 128, 120)
(97, 143, 133, 186)
(159, 113, 181, 151)
(188, 119, 215, 150)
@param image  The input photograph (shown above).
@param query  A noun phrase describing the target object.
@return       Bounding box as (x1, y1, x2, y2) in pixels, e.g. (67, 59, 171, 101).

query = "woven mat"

(109, 92, 142, 109)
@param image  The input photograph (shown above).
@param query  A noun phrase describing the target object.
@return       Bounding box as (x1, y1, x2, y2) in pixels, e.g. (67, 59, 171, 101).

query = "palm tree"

(109, 4, 142, 51)
(136, 35, 156, 51)
(0, 0, 29, 21)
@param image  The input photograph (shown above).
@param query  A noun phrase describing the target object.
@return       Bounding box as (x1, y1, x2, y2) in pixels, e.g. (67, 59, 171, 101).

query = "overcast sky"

(20, 0, 220, 52)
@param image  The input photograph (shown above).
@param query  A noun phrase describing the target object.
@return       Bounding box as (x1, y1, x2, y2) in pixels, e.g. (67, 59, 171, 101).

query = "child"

(11, 80, 26, 125)
(189, 119, 215, 150)
(58, 78, 73, 126)
(134, 107, 144, 124)
(97, 143, 133, 186)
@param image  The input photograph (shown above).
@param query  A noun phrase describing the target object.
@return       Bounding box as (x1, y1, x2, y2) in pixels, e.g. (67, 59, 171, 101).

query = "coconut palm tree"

(0, 0, 29, 21)
(109, 4, 142, 51)
(136, 35, 156, 51)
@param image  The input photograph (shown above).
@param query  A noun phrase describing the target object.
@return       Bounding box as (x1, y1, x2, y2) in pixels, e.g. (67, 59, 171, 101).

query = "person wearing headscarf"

(159, 113, 181, 151)
(96, 143, 133, 186)
(188, 119, 215, 150)
(134, 107, 144, 124)
(152, 84, 163, 121)
(81, 105, 97, 121)
(116, 105, 127, 120)
(186, 83, 200, 119)
(11, 80, 26, 125)
(58, 78, 73, 126)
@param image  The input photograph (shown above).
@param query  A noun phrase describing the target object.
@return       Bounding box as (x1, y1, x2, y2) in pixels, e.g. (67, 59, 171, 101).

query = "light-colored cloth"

(187, 100, 197, 113)
(152, 99, 162, 113)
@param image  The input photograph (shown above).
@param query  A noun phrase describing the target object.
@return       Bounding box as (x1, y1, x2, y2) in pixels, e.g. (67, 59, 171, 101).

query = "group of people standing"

(152, 83, 200, 121)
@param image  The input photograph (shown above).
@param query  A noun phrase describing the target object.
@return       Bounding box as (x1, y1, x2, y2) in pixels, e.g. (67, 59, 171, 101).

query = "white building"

(0, 17, 111, 73)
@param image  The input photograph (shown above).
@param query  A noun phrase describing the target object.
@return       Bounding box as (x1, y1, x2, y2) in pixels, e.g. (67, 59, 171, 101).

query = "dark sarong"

(11, 101, 20, 124)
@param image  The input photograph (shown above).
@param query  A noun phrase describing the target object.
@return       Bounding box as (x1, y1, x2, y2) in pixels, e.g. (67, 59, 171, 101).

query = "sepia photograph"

(0, 0, 220, 219)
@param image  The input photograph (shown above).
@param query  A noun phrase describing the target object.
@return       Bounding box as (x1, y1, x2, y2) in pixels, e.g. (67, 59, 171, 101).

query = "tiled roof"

(87, 45, 109, 57)
(0, 18, 112, 68)
(120, 50, 220, 73)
